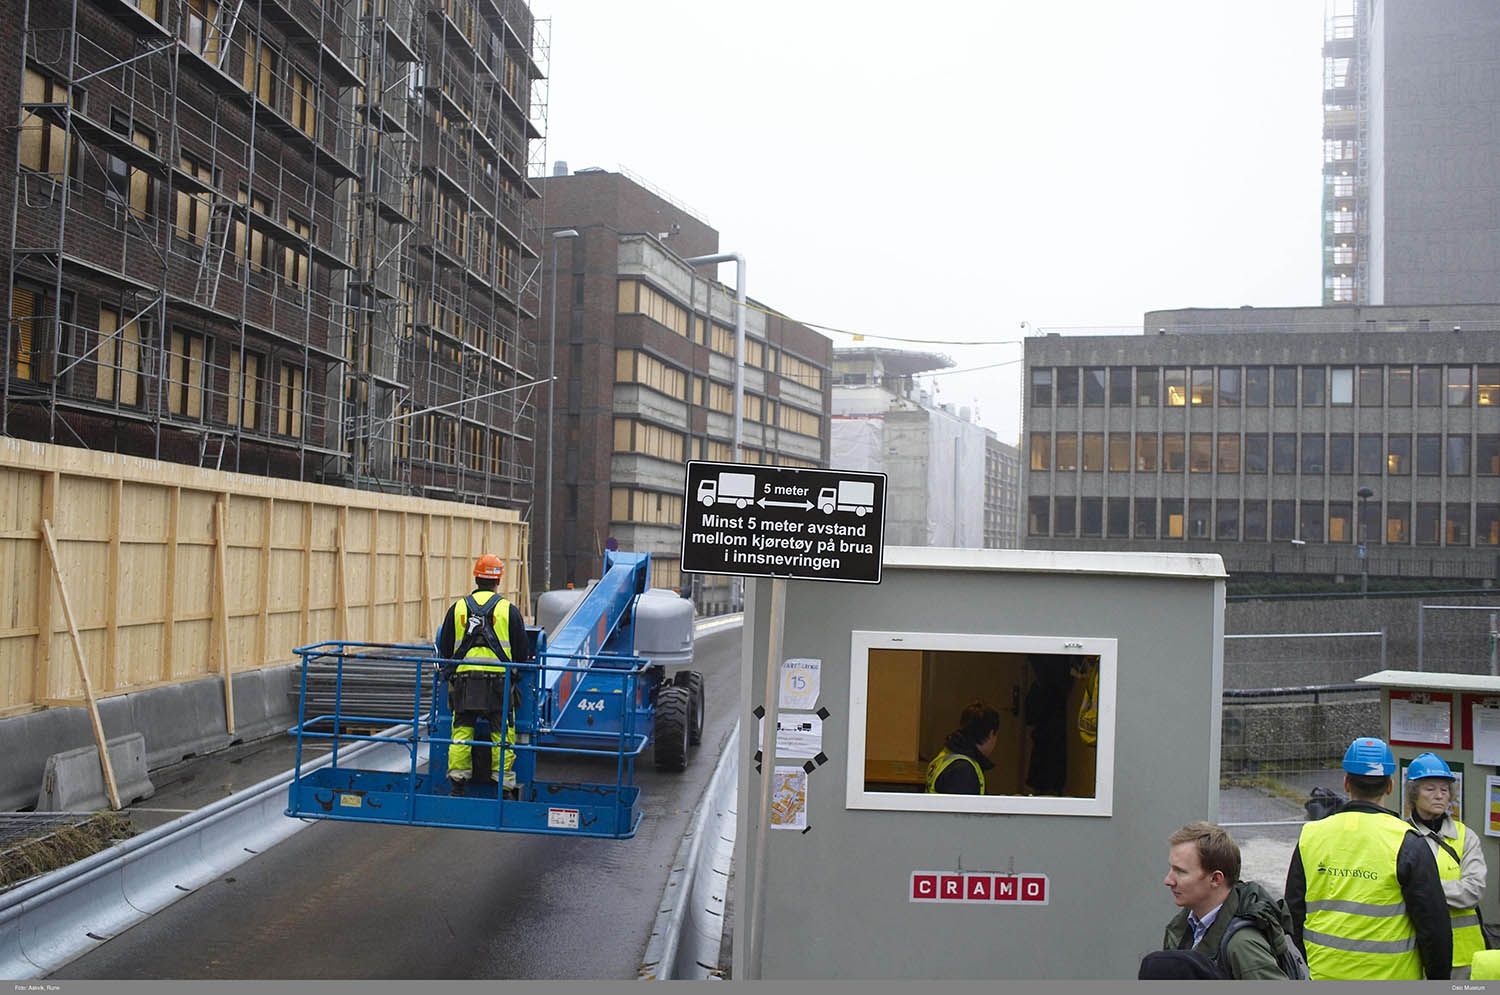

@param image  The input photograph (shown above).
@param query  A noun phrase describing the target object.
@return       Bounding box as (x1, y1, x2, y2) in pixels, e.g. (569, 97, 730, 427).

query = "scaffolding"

(1322, 0, 1367, 305)
(3, 0, 545, 510)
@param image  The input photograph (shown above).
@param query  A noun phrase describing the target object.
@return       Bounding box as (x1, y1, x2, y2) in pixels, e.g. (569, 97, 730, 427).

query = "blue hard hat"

(1407, 752, 1456, 781)
(1342, 737, 1396, 776)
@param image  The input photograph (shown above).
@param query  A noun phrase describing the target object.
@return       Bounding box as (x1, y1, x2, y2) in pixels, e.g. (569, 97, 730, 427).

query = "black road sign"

(680, 461, 887, 584)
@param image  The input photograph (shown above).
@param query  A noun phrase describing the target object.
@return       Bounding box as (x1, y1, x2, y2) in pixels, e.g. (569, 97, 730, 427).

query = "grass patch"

(0, 812, 134, 891)
(1221, 773, 1307, 804)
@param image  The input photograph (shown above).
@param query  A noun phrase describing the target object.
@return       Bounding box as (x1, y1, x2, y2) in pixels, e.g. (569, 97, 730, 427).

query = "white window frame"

(845, 629, 1117, 817)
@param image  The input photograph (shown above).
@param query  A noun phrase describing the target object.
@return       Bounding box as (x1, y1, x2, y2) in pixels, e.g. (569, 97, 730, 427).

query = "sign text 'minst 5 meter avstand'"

(680, 461, 886, 583)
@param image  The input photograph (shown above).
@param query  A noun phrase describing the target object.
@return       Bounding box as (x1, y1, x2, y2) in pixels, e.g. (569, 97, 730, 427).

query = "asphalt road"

(53, 621, 742, 981)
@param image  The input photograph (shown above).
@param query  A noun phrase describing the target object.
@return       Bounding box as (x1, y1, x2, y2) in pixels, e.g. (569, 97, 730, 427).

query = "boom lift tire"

(674, 670, 705, 745)
(653, 685, 692, 772)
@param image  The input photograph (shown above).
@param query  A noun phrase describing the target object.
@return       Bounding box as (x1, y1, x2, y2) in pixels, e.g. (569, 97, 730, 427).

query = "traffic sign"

(680, 461, 886, 583)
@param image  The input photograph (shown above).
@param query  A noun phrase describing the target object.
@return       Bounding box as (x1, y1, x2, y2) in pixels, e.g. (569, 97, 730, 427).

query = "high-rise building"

(532, 167, 833, 606)
(3, 0, 546, 511)
(1322, 0, 1500, 305)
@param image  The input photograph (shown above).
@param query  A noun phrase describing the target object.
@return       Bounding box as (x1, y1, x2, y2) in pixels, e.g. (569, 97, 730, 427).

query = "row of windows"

(421, 180, 515, 285)
(1027, 496, 1500, 546)
(614, 349, 825, 437)
(613, 418, 686, 463)
(392, 412, 507, 475)
(610, 488, 684, 526)
(1030, 431, 1500, 477)
(1031, 364, 1500, 409)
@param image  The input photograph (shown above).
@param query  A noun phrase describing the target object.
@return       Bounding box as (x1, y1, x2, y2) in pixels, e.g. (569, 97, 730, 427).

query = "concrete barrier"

(37, 733, 155, 811)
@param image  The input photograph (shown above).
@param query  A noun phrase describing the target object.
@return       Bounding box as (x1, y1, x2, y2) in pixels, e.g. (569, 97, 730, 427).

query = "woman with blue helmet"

(1405, 752, 1488, 979)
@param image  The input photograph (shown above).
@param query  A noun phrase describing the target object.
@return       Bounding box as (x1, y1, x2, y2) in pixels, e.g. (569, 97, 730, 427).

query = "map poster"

(770, 766, 808, 831)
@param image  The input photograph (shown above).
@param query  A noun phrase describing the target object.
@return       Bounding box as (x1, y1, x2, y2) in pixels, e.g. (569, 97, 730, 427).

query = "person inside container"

(923, 700, 999, 795)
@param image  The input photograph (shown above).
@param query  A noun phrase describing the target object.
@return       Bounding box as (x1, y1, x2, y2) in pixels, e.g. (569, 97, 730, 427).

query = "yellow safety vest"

(924, 748, 985, 795)
(1298, 809, 1424, 980)
(1430, 819, 1486, 969)
(450, 591, 513, 673)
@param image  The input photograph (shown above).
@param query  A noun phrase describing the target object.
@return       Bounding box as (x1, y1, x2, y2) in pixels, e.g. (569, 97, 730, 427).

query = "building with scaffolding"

(3, 0, 548, 512)
(532, 167, 833, 609)
(1321, 0, 1500, 305)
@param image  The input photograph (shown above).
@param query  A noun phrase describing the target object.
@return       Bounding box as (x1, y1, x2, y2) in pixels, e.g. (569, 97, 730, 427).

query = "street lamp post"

(543, 229, 579, 595)
(1357, 486, 1374, 596)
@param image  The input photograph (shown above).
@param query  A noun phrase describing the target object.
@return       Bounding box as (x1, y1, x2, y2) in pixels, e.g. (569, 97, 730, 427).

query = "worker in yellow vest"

(924, 701, 1000, 795)
(436, 554, 531, 797)
(1285, 736, 1451, 980)
(1404, 752, 1488, 979)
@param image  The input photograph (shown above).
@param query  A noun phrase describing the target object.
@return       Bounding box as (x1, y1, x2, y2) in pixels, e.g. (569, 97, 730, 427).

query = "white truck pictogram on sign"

(817, 481, 875, 516)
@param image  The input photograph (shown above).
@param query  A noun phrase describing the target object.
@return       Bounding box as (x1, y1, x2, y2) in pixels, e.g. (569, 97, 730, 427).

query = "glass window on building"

(1080, 497, 1103, 537)
(1030, 432, 1050, 471)
(1415, 502, 1441, 544)
(1055, 497, 1077, 536)
(1134, 498, 1157, 538)
(1216, 500, 1239, 540)
(1245, 367, 1269, 407)
(1388, 504, 1411, 544)
(1300, 501, 1325, 542)
(1057, 367, 1080, 406)
(1136, 434, 1157, 472)
(1245, 434, 1267, 474)
(1165, 368, 1186, 407)
(1447, 435, 1470, 476)
(1244, 500, 1267, 541)
(1273, 433, 1297, 474)
(1161, 500, 1184, 539)
(1477, 504, 1500, 546)
(1082, 433, 1104, 471)
(1084, 368, 1106, 406)
(1109, 367, 1131, 406)
(1272, 500, 1295, 541)
(1163, 433, 1185, 472)
(1108, 433, 1130, 472)
(1028, 496, 1050, 536)
(1274, 367, 1298, 406)
(1329, 502, 1353, 542)
(1191, 369, 1213, 406)
(1301, 434, 1325, 474)
(1107, 497, 1129, 537)
(1417, 434, 1441, 475)
(1218, 368, 1241, 408)
(1188, 500, 1211, 539)
(1330, 367, 1354, 405)
(1446, 504, 1470, 545)
(1479, 366, 1500, 407)
(1030, 368, 1052, 406)
(1417, 366, 1442, 406)
(1189, 433, 1212, 472)
(1358, 367, 1383, 406)
(1136, 368, 1158, 407)
(1448, 366, 1472, 407)
(1329, 435, 1353, 474)
(1358, 434, 1382, 475)
(1388, 436, 1411, 475)
(1390, 367, 1413, 406)
(1302, 366, 1326, 406)
(1479, 435, 1500, 476)
(1217, 435, 1240, 473)
(1056, 434, 1078, 471)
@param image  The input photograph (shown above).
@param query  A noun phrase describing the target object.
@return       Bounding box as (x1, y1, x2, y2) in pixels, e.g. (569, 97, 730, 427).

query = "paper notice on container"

(757, 713, 824, 760)
(779, 658, 821, 711)
(1474, 705, 1500, 765)
(770, 766, 808, 831)
(1487, 776, 1500, 839)
(1390, 696, 1451, 746)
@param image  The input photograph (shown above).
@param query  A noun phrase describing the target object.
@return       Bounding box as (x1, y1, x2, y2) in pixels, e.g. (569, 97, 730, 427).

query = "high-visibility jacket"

(1430, 819, 1486, 969)
(1298, 809, 1424, 979)
(449, 590, 514, 674)
(925, 748, 985, 795)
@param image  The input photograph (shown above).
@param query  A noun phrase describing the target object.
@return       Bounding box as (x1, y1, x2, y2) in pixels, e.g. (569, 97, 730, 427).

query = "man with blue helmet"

(1404, 752, 1488, 979)
(1285, 736, 1451, 979)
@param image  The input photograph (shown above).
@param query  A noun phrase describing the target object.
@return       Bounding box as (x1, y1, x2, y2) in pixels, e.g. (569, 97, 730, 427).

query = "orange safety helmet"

(473, 553, 504, 580)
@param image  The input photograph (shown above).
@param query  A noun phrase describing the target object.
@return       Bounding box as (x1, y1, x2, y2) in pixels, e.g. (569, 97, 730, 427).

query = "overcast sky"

(534, 1, 1327, 445)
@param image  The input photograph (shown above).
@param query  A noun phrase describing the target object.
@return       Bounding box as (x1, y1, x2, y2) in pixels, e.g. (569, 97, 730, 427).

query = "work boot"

(502, 786, 520, 801)
(502, 771, 517, 791)
(448, 770, 470, 795)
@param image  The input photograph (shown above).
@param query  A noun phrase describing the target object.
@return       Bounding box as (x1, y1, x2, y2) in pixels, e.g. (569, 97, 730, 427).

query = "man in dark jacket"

(924, 701, 999, 795)
(1159, 821, 1287, 980)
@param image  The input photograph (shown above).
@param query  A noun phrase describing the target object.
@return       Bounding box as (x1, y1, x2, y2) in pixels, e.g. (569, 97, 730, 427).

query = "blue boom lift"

(284, 551, 703, 839)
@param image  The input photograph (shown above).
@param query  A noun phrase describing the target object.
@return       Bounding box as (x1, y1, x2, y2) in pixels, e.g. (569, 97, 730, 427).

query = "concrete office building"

(3, 0, 547, 510)
(1023, 305, 1500, 582)
(1322, 0, 1500, 305)
(832, 346, 1017, 549)
(532, 167, 832, 605)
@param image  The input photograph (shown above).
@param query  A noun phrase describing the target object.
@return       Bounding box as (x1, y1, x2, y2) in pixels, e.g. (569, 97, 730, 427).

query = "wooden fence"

(0, 438, 530, 720)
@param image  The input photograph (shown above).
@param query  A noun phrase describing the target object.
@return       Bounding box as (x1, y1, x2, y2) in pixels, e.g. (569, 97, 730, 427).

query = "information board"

(680, 461, 886, 583)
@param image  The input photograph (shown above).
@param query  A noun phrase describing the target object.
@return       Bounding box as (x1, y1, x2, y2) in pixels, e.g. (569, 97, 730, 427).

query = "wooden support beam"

(299, 502, 312, 645)
(335, 506, 349, 640)
(367, 509, 378, 636)
(33, 471, 56, 705)
(419, 518, 431, 638)
(106, 479, 121, 692)
(41, 518, 122, 811)
(258, 497, 272, 668)
(398, 513, 408, 639)
(162, 486, 179, 684)
(214, 495, 235, 736)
